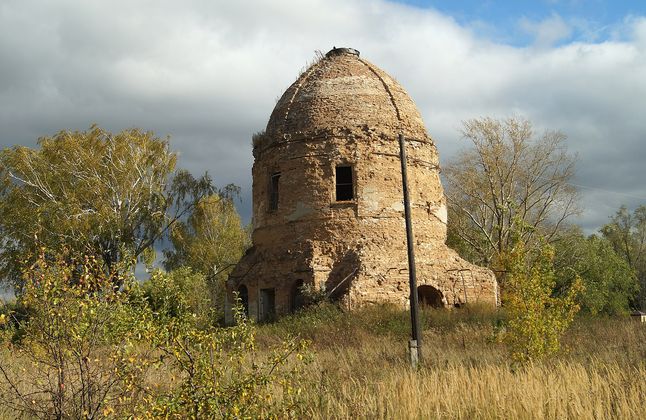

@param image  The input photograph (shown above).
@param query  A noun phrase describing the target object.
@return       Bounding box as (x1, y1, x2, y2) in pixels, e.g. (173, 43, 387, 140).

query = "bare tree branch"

(444, 117, 580, 269)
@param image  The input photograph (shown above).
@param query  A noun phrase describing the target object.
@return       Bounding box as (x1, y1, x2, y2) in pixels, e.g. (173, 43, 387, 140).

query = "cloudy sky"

(1, 0, 645, 233)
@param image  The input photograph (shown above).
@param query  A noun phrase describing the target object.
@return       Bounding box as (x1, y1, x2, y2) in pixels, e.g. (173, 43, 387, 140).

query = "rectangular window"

(335, 166, 354, 201)
(269, 172, 280, 211)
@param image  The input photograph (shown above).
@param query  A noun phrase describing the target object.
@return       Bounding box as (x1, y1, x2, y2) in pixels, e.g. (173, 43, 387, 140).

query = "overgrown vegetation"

(0, 251, 150, 418)
(601, 205, 646, 309)
(0, 252, 308, 419)
(502, 241, 583, 363)
(163, 193, 249, 314)
(3, 294, 644, 419)
(255, 304, 645, 419)
(555, 227, 639, 315)
(0, 125, 216, 287)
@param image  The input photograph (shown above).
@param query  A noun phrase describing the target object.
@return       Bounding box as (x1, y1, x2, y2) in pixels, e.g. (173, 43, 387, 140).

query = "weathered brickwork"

(226, 48, 498, 323)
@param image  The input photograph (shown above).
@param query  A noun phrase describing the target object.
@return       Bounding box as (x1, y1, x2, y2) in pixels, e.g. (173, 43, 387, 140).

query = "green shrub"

(142, 267, 215, 328)
(139, 305, 309, 419)
(0, 254, 309, 419)
(0, 251, 152, 418)
(503, 242, 583, 364)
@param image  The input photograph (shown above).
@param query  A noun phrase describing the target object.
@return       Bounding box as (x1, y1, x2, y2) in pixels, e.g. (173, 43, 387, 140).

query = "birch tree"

(0, 125, 214, 286)
(163, 194, 249, 309)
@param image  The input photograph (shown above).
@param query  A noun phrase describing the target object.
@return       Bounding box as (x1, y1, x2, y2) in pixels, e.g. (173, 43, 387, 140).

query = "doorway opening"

(290, 280, 305, 313)
(237, 285, 249, 317)
(417, 285, 444, 308)
(259, 288, 276, 322)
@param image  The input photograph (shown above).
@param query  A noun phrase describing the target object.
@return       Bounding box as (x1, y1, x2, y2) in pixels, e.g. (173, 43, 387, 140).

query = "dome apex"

(264, 49, 429, 143)
(325, 47, 360, 57)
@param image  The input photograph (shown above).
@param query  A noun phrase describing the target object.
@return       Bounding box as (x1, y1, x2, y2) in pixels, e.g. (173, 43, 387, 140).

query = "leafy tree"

(0, 125, 214, 287)
(163, 193, 249, 309)
(601, 205, 646, 309)
(444, 117, 579, 269)
(502, 239, 582, 364)
(554, 227, 638, 315)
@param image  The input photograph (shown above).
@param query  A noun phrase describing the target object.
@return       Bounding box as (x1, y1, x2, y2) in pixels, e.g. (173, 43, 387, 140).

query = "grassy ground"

(0, 304, 644, 418)
(257, 304, 646, 419)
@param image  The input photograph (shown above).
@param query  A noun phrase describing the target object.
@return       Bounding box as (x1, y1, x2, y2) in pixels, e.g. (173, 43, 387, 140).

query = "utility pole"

(399, 133, 423, 368)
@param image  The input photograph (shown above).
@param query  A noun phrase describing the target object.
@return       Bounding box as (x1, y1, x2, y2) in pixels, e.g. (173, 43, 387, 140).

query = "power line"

(534, 175, 646, 202)
(567, 181, 646, 202)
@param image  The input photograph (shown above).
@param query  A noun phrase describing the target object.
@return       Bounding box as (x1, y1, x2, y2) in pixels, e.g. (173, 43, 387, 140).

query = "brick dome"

(265, 47, 428, 142)
(226, 47, 498, 324)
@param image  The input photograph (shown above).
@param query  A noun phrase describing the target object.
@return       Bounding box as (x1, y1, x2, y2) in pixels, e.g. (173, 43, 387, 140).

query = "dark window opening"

(335, 166, 354, 201)
(259, 288, 276, 322)
(269, 172, 280, 211)
(290, 280, 305, 313)
(418, 285, 444, 308)
(237, 285, 249, 317)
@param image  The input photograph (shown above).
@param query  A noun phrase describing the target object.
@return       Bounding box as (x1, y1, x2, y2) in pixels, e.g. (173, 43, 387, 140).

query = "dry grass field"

(0, 304, 644, 419)
(257, 304, 646, 419)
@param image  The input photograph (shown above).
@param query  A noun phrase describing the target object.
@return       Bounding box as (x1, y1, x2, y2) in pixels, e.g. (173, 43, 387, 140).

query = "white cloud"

(519, 13, 573, 47)
(632, 16, 646, 47)
(0, 0, 644, 232)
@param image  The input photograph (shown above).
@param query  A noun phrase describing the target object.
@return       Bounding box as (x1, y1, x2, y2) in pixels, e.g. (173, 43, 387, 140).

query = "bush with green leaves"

(138, 304, 309, 419)
(555, 230, 638, 315)
(134, 270, 309, 418)
(0, 251, 153, 418)
(502, 242, 583, 364)
(142, 267, 215, 328)
(0, 255, 309, 419)
(601, 205, 646, 309)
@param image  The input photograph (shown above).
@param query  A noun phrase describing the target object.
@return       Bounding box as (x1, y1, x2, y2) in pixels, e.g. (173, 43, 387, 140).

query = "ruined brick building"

(225, 47, 498, 323)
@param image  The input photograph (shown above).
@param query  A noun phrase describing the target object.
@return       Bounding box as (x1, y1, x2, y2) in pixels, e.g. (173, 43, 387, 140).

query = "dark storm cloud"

(1, 0, 645, 232)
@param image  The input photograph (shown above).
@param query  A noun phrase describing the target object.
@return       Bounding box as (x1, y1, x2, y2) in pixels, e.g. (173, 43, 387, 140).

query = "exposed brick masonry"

(226, 48, 498, 323)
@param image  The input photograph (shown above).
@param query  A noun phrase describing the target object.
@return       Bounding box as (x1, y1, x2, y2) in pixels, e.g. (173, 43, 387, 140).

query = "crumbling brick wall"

(226, 48, 498, 323)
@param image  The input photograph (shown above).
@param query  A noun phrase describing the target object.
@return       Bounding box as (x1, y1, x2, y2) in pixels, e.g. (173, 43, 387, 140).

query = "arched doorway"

(417, 285, 444, 308)
(290, 279, 305, 313)
(237, 285, 249, 317)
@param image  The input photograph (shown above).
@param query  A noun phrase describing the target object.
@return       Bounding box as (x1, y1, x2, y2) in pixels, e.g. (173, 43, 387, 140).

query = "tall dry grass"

(258, 304, 646, 419)
(0, 304, 644, 418)
(303, 341, 645, 419)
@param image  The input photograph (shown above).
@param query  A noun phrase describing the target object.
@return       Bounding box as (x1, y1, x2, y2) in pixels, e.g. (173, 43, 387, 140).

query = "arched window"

(417, 285, 444, 308)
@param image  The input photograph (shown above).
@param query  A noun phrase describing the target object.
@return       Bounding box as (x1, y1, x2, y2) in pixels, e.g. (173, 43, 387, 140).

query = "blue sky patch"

(392, 0, 646, 46)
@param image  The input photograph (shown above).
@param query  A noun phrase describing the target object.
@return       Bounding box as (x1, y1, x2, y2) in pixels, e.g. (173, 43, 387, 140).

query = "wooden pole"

(399, 133, 423, 367)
